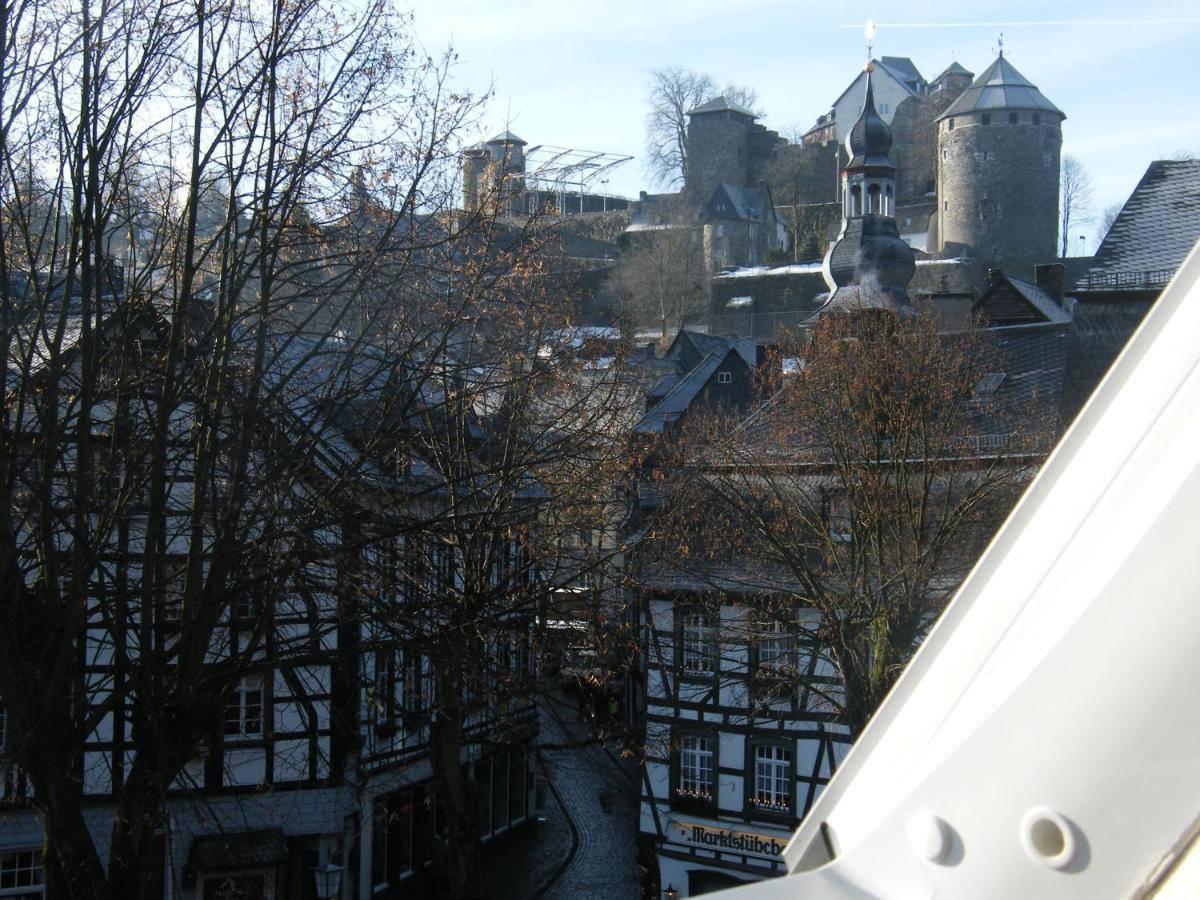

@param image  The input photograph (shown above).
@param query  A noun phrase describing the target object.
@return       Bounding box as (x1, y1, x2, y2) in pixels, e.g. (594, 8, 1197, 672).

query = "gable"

(975, 283, 1046, 324)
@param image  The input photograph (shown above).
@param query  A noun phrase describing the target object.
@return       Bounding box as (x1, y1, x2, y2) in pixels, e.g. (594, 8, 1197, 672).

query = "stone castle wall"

(686, 113, 750, 198)
(937, 110, 1061, 280)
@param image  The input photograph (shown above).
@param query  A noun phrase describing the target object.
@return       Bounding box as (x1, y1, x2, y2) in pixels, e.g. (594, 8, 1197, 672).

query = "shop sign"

(668, 819, 788, 859)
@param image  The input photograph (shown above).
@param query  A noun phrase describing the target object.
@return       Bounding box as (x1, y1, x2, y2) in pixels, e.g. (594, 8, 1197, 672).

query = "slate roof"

(879, 56, 924, 88)
(983, 322, 1069, 437)
(938, 56, 1064, 119)
(486, 130, 526, 145)
(709, 183, 775, 223)
(1060, 300, 1153, 425)
(975, 274, 1072, 325)
(831, 60, 920, 113)
(687, 96, 757, 118)
(1081, 160, 1200, 287)
(634, 349, 732, 435)
(669, 330, 757, 368)
(932, 61, 973, 83)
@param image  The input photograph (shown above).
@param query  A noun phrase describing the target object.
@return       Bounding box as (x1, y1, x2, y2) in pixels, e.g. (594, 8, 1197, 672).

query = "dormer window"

(717, 371, 732, 384)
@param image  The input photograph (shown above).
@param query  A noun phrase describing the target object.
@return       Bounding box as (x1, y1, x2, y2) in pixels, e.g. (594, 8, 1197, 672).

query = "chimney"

(1034, 263, 1066, 302)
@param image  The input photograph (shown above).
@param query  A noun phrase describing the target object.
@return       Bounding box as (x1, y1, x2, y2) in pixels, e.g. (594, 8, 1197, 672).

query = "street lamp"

(664, 885, 680, 900)
(312, 863, 344, 900)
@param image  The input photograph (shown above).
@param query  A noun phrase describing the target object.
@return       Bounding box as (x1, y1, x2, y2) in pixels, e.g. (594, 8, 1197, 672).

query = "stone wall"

(937, 110, 1062, 280)
(685, 112, 751, 199)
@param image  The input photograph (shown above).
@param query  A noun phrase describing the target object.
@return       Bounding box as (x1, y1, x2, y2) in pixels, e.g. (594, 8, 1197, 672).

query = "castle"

(677, 51, 1068, 334)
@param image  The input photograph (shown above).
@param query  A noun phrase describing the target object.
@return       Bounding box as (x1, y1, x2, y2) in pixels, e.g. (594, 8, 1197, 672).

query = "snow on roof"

(714, 263, 826, 279)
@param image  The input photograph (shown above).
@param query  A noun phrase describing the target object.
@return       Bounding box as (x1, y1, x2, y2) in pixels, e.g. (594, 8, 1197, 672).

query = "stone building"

(935, 54, 1065, 280)
(462, 131, 528, 218)
(684, 97, 785, 203)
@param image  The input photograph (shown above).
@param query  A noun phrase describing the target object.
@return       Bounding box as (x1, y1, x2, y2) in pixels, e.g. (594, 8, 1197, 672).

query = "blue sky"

(410, 1, 1199, 251)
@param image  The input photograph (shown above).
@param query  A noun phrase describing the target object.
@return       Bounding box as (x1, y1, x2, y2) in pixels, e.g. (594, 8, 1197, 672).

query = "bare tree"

(0, 0, 486, 895)
(346, 231, 639, 898)
(611, 227, 708, 341)
(1060, 155, 1095, 258)
(644, 67, 761, 189)
(647, 310, 1054, 736)
(1098, 202, 1123, 244)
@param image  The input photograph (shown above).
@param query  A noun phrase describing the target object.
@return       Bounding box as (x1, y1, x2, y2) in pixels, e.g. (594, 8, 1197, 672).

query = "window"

(0, 850, 44, 898)
(224, 674, 263, 738)
(717, 371, 732, 384)
(755, 619, 795, 673)
(372, 793, 414, 889)
(947, 117, 955, 130)
(750, 744, 793, 814)
(676, 734, 714, 802)
(981, 113, 991, 125)
(879, 101, 889, 114)
(715, 224, 725, 237)
(1009, 112, 1018, 124)
(1033, 113, 1041, 125)
(680, 610, 716, 675)
(161, 559, 185, 623)
(371, 651, 401, 727)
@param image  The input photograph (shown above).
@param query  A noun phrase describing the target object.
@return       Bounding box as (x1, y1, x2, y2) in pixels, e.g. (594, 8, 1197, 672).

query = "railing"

(1082, 269, 1174, 291)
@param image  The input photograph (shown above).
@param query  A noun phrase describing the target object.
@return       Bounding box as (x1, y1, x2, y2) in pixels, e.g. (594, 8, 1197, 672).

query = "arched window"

(850, 185, 862, 217)
(867, 183, 881, 214)
(884, 185, 893, 216)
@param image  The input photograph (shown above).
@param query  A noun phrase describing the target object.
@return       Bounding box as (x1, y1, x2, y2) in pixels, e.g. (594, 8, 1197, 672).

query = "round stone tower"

(935, 54, 1064, 279)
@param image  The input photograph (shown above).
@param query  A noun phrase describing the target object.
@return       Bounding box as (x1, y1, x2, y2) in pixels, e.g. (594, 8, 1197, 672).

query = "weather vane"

(997, 32, 1005, 57)
(866, 19, 876, 59)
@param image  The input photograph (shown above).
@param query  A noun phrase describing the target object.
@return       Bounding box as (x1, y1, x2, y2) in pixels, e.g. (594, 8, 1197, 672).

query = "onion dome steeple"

(821, 63, 915, 315)
(845, 67, 895, 170)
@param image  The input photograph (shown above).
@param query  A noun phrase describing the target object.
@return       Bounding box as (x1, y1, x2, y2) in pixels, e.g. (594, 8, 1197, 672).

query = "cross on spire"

(997, 32, 1005, 57)
(865, 19, 876, 59)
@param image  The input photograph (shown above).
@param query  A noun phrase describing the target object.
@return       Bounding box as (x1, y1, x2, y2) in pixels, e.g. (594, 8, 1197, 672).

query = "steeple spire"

(820, 62, 915, 315)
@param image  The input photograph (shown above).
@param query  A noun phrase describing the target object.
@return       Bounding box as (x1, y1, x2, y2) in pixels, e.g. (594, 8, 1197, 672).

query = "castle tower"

(822, 64, 915, 314)
(684, 97, 756, 199)
(461, 130, 527, 216)
(935, 54, 1064, 278)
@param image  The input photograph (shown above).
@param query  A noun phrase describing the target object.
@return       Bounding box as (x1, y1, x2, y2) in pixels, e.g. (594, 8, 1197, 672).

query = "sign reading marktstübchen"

(668, 819, 789, 859)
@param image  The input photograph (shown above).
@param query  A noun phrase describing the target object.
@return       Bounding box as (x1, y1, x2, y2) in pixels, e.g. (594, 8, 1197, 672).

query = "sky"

(408, 0, 1200, 253)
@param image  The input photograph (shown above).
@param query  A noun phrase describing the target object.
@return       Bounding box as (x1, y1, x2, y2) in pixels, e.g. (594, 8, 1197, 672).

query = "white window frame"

(756, 618, 795, 672)
(681, 611, 716, 675)
(751, 744, 793, 812)
(224, 674, 264, 738)
(0, 849, 45, 898)
(677, 735, 714, 802)
(717, 371, 732, 384)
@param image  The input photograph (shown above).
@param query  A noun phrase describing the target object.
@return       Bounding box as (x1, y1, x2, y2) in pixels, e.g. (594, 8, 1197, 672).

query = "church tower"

(822, 63, 915, 314)
(935, 53, 1064, 278)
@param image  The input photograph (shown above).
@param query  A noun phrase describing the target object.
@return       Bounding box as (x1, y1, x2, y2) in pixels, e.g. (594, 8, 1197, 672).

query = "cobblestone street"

(485, 690, 641, 900)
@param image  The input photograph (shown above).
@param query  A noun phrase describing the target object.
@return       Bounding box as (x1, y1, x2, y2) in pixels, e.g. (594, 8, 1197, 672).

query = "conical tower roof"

(937, 55, 1064, 120)
(686, 95, 757, 118)
(845, 66, 894, 169)
(486, 130, 527, 146)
